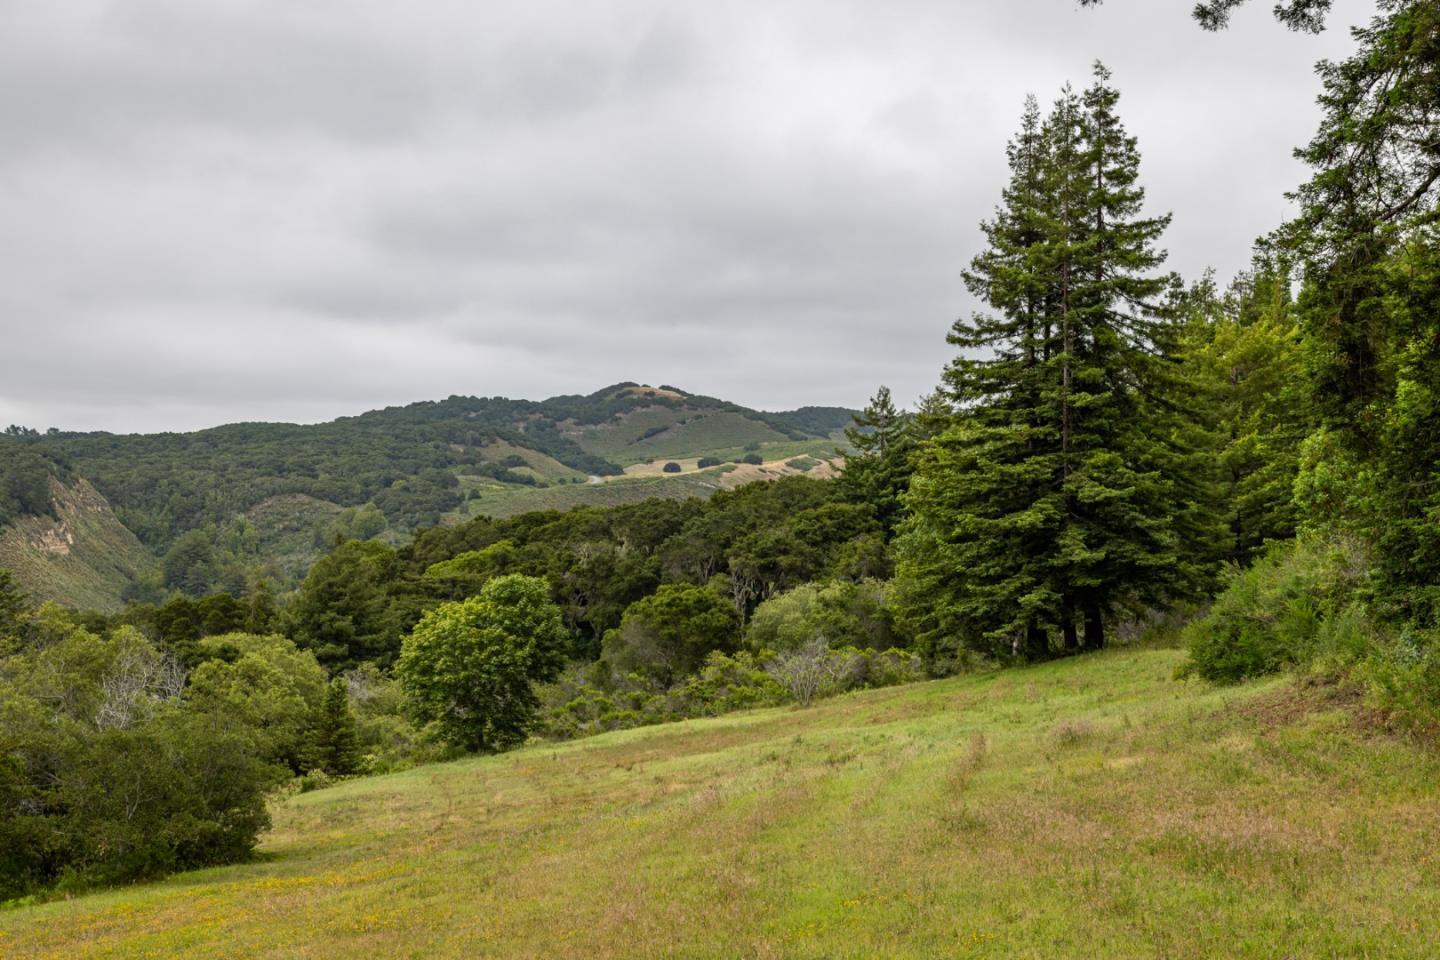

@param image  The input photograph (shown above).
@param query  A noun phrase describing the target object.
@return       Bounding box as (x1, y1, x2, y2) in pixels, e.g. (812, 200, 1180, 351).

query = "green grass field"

(451, 471, 729, 520)
(4, 647, 1437, 959)
(572, 411, 795, 465)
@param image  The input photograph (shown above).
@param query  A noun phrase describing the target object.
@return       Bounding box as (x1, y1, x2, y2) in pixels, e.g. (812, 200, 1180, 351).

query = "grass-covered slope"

(0, 479, 154, 612)
(450, 452, 843, 520)
(4, 647, 1436, 958)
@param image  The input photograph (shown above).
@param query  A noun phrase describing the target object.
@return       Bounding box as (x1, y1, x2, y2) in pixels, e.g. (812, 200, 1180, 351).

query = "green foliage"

(1176, 264, 1313, 564)
(0, 443, 61, 528)
(662, 462, 682, 474)
(601, 583, 740, 687)
(0, 569, 25, 643)
(696, 457, 723, 468)
(186, 633, 328, 772)
(740, 453, 763, 465)
(161, 529, 223, 596)
(1276, 3, 1440, 628)
(289, 540, 406, 669)
(395, 575, 569, 752)
(898, 67, 1208, 667)
(337, 665, 453, 775)
(1181, 537, 1369, 683)
(537, 651, 785, 740)
(0, 611, 272, 899)
(837, 385, 915, 537)
(310, 679, 361, 777)
(746, 580, 902, 654)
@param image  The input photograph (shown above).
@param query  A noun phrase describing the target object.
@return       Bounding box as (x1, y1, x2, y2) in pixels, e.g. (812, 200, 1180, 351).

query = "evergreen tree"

(909, 389, 953, 443)
(898, 65, 1199, 664)
(1177, 263, 1312, 564)
(838, 385, 914, 538)
(310, 678, 361, 776)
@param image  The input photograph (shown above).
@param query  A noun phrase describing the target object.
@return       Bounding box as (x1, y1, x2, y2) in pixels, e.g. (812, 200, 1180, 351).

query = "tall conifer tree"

(898, 64, 1200, 664)
(839, 386, 915, 538)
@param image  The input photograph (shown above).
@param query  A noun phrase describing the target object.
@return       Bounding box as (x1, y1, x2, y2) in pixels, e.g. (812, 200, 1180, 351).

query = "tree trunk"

(1025, 619, 1050, 662)
(1060, 595, 1078, 652)
(1082, 601, 1104, 652)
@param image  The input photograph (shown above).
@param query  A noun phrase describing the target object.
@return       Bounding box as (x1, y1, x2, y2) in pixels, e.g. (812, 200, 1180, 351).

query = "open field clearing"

(3, 647, 1437, 959)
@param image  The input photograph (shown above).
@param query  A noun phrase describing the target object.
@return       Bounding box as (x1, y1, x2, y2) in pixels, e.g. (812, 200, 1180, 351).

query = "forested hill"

(0, 383, 855, 608)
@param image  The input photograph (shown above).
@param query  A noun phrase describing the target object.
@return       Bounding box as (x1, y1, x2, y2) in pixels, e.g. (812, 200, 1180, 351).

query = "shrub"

(697, 457, 723, 469)
(662, 462, 682, 473)
(535, 653, 783, 740)
(765, 639, 838, 706)
(297, 768, 332, 793)
(672, 651, 784, 716)
(341, 664, 451, 773)
(1181, 537, 1369, 683)
(0, 612, 273, 899)
(741, 453, 764, 465)
(747, 580, 902, 654)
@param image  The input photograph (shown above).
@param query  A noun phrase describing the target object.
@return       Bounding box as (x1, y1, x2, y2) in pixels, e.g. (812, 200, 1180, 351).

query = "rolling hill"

(2, 646, 1435, 958)
(0, 385, 855, 608)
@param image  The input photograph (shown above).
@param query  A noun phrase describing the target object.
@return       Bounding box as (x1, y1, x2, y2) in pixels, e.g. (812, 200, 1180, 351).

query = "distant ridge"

(0, 385, 857, 607)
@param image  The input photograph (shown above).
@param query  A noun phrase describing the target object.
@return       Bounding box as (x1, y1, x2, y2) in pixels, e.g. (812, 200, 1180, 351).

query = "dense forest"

(2, 0, 1437, 907)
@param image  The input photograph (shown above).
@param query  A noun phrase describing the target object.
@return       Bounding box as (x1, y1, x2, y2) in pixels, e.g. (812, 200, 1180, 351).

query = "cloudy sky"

(0, 0, 1371, 434)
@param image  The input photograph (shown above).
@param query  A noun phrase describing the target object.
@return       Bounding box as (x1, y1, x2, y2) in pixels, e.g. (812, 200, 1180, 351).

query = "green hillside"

(4, 647, 1435, 959)
(0, 479, 155, 612)
(0, 386, 856, 605)
(9, 383, 852, 552)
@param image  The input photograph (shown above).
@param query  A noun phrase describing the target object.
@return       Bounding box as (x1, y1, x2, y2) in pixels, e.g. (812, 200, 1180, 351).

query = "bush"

(697, 457, 723, 469)
(747, 580, 902, 654)
(672, 651, 784, 716)
(0, 611, 273, 899)
(761, 641, 922, 706)
(741, 453, 764, 465)
(1357, 631, 1440, 737)
(1181, 537, 1369, 683)
(765, 639, 839, 706)
(341, 664, 452, 774)
(662, 462, 682, 474)
(535, 652, 784, 740)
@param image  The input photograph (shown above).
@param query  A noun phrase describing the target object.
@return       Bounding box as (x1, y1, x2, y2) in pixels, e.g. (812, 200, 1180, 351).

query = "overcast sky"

(0, 0, 1372, 434)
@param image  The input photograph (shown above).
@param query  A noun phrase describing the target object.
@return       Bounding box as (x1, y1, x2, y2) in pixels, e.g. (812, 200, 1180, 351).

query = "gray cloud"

(0, 0, 1373, 432)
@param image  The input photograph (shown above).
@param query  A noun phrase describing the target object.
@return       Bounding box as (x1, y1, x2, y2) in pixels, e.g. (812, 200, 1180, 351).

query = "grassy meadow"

(3, 646, 1437, 959)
